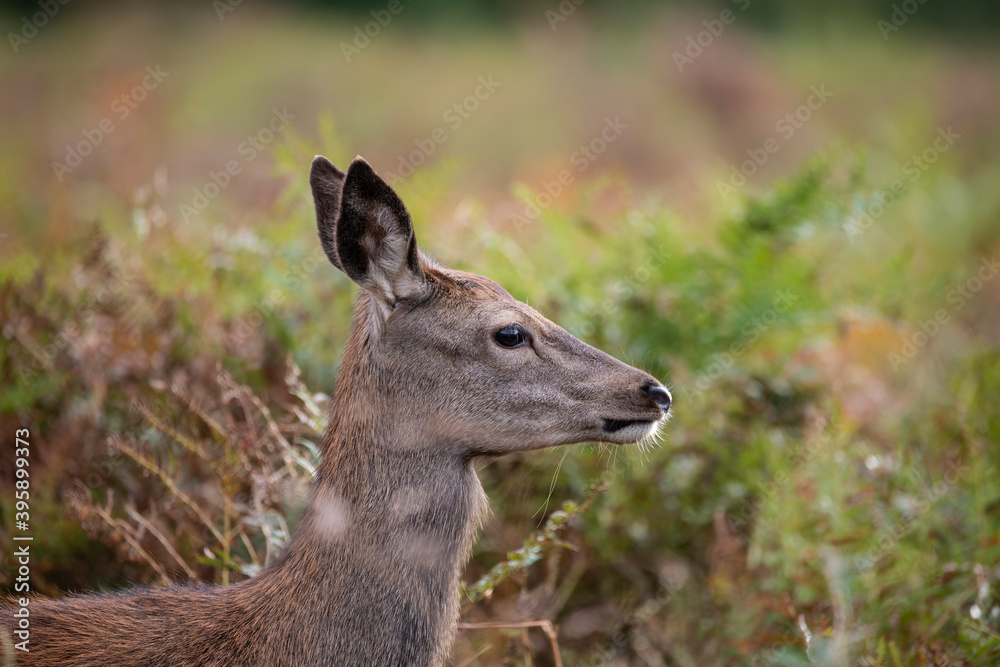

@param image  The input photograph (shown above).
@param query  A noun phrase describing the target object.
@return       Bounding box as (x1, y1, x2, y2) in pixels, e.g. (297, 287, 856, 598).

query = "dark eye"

(495, 326, 527, 348)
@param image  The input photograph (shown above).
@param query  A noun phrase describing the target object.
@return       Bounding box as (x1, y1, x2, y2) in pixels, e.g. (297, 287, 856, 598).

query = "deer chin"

(599, 416, 664, 445)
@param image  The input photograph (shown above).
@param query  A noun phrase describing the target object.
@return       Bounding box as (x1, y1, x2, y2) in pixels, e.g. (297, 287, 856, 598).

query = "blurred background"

(2, 0, 999, 664)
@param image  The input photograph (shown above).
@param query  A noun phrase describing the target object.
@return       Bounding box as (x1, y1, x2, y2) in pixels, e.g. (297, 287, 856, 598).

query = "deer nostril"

(644, 384, 672, 411)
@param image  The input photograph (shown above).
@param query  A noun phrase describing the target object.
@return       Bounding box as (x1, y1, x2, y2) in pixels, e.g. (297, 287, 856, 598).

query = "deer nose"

(644, 384, 672, 412)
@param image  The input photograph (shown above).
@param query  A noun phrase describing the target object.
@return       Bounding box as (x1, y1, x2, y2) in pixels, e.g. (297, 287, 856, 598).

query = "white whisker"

(534, 447, 571, 525)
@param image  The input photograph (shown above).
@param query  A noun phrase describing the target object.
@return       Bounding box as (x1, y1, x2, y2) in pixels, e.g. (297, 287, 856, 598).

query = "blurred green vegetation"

(2, 2, 999, 665)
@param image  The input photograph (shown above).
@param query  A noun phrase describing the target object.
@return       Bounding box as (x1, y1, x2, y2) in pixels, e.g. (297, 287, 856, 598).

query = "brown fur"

(2, 156, 670, 666)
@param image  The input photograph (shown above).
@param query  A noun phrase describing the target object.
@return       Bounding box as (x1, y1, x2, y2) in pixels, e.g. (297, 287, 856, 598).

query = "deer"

(3, 155, 672, 666)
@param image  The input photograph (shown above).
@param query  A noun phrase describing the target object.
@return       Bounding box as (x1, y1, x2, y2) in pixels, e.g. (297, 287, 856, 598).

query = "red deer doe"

(3, 156, 671, 666)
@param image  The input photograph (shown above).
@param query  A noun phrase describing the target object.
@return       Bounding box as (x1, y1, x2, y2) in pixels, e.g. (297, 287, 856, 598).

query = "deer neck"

(248, 377, 487, 665)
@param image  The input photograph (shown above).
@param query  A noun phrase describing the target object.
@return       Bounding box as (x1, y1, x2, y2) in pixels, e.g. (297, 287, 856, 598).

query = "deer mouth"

(602, 418, 651, 433)
(598, 415, 665, 445)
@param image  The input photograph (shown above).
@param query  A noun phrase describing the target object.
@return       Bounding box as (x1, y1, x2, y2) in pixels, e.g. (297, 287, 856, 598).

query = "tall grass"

(3, 122, 998, 664)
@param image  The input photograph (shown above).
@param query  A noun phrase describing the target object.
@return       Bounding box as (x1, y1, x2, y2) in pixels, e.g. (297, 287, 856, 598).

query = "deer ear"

(310, 155, 346, 271)
(335, 156, 428, 314)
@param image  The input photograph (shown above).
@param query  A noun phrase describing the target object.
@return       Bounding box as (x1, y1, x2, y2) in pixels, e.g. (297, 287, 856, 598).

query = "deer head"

(0, 157, 674, 667)
(309, 155, 671, 458)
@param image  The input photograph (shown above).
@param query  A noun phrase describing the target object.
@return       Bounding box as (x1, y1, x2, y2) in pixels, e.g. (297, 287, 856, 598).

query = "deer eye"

(495, 326, 528, 348)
